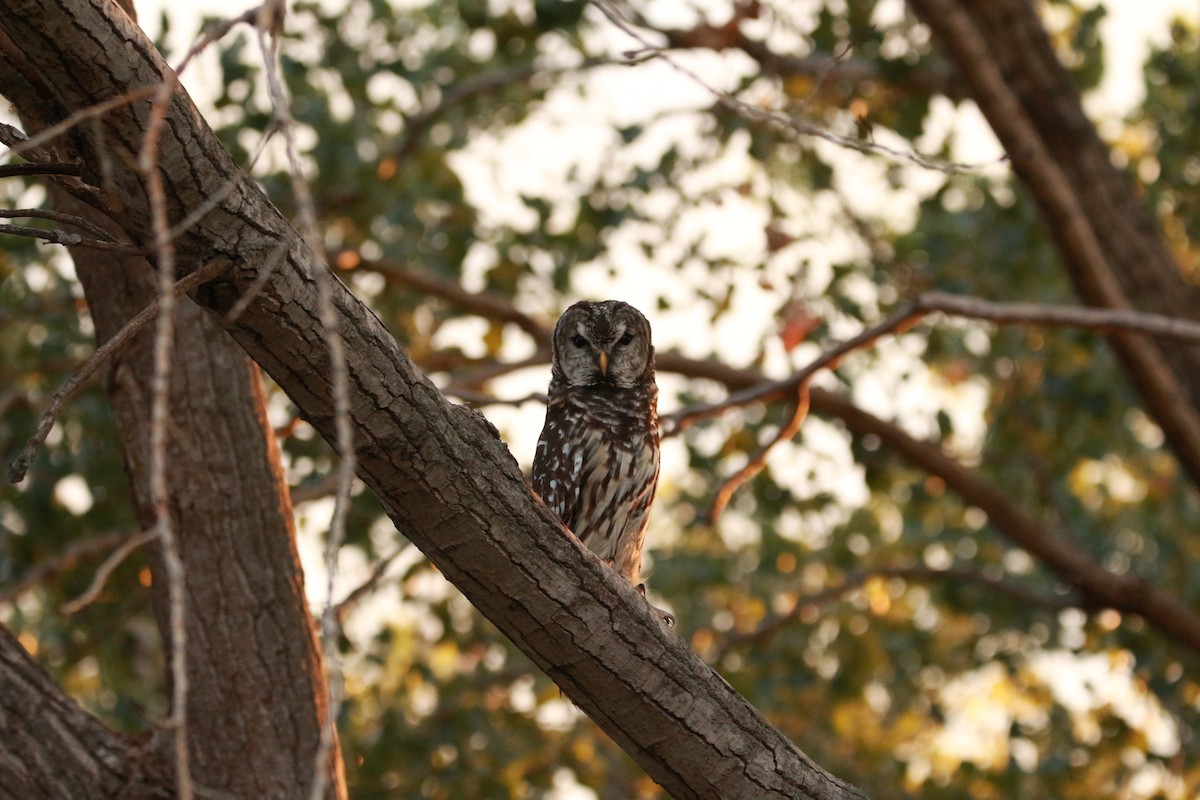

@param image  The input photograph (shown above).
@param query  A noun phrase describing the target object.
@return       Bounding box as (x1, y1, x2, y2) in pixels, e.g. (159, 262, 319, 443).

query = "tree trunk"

(63, 192, 346, 800)
(0, 2, 864, 798)
(0, 5, 345, 794)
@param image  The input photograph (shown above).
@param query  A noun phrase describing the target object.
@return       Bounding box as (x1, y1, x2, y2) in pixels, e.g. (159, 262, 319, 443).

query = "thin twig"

(707, 384, 810, 523)
(1, 86, 158, 161)
(334, 545, 409, 623)
(915, 291, 1200, 342)
(0, 208, 120, 242)
(592, 1, 1001, 175)
(0, 529, 136, 605)
(223, 235, 293, 324)
(8, 257, 231, 484)
(358, 259, 548, 342)
(254, 3, 351, 795)
(441, 387, 547, 408)
(442, 354, 549, 392)
(168, 119, 280, 243)
(173, 6, 261, 75)
(794, 40, 855, 116)
(60, 530, 159, 614)
(664, 301, 920, 436)
(138, 60, 193, 800)
(667, 291, 1200, 436)
(0, 162, 82, 179)
(0, 222, 141, 254)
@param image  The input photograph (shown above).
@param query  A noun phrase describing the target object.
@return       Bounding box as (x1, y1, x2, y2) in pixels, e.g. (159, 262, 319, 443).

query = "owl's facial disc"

(552, 300, 652, 389)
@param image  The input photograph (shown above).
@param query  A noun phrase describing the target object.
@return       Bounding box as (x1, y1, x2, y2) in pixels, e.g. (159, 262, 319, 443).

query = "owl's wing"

(531, 398, 606, 536)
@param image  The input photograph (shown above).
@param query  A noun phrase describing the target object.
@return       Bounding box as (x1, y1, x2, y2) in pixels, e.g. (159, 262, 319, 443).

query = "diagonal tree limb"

(906, 0, 1200, 491)
(0, 4, 865, 798)
(813, 388, 1200, 654)
(0, 625, 174, 800)
(328, 269, 1200, 656)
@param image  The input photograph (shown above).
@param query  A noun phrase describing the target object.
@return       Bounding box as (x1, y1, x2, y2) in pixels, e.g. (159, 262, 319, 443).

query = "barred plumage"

(532, 300, 659, 584)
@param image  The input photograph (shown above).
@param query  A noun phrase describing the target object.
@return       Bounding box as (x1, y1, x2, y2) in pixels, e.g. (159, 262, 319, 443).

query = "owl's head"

(550, 300, 654, 389)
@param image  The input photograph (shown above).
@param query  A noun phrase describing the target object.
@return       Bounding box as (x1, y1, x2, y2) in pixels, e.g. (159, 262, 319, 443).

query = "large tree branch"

(907, 0, 1200, 490)
(0, 3, 863, 798)
(0, 22, 344, 796)
(0, 626, 173, 799)
(813, 389, 1200, 653)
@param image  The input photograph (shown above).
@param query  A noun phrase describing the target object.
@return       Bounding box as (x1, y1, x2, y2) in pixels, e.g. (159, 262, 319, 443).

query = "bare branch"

(0, 529, 136, 605)
(59, 530, 159, 615)
(653, 19, 965, 102)
(167, 119, 280, 243)
(916, 291, 1200, 343)
(708, 385, 809, 523)
(442, 386, 547, 408)
(138, 64, 193, 799)
(664, 301, 921, 436)
(0, 86, 158, 160)
(592, 0, 1000, 174)
(0, 161, 82, 179)
(908, 0, 1200, 493)
(0, 207, 120, 242)
(668, 292, 1200, 437)
(334, 545, 411, 622)
(355, 257, 550, 343)
(0, 222, 140, 253)
(8, 257, 231, 484)
(223, 235, 293, 324)
(252, 4, 352, 796)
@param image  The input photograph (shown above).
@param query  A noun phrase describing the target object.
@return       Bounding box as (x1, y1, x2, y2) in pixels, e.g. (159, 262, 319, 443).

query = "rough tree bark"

(0, 3, 864, 799)
(0, 1, 344, 792)
(0, 626, 172, 799)
(61, 194, 345, 800)
(907, 0, 1200, 488)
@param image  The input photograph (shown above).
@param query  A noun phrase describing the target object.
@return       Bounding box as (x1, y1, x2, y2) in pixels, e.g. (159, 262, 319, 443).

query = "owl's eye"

(616, 332, 634, 347)
(571, 334, 588, 348)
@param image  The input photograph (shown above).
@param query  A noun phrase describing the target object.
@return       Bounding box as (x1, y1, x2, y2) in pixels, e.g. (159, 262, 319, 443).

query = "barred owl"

(532, 300, 660, 586)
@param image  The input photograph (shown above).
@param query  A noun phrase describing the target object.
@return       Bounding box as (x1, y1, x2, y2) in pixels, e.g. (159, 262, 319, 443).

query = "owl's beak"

(597, 350, 609, 376)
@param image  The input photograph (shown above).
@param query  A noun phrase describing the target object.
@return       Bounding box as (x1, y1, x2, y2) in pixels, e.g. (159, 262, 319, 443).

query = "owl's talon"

(635, 583, 673, 629)
(655, 607, 675, 629)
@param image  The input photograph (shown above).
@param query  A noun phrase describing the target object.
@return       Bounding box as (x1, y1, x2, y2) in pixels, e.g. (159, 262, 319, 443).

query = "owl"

(532, 300, 660, 587)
